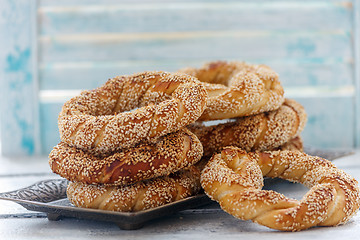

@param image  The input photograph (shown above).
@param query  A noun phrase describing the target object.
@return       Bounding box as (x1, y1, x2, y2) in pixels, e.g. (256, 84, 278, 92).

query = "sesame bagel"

(58, 71, 207, 155)
(194, 136, 303, 173)
(49, 128, 203, 186)
(276, 136, 303, 152)
(201, 147, 360, 231)
(67, 166, 201, 212)
(178, 61, 284, 121)
(188, 99, 306, 157)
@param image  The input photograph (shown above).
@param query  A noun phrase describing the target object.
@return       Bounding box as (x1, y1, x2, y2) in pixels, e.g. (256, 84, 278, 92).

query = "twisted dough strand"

(201, 147, 360, 231)
(67, 166, 201, 212)
(189, 99, 306, 157)
(275, 136, 303, 152)
(59, 71, 207, 155)
(50, 128, 203, 186)
(194, 136, 303, 173)
(178, 61, 284, 120)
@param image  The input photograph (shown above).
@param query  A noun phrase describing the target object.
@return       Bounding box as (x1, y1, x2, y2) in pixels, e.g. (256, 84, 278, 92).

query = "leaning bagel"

(201, 147, 360, 231)
(67, 166, 201, 212)
(275, 136, 303, 152)
(49, 128, 203, 186)
(188, 99, 307, 157)
(178, 61, 284, 120)
(194, 136, 304, 172)
(58, 71, 207, 155)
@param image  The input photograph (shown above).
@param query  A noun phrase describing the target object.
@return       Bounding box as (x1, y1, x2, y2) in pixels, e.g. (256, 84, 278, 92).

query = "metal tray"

(0, 179, 212, 230)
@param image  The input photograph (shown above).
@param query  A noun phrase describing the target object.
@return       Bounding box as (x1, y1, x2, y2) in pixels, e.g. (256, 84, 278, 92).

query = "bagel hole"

(201, 118, 237, 127)
(112, 106, 140, 115)
(263, 177, 308, 201)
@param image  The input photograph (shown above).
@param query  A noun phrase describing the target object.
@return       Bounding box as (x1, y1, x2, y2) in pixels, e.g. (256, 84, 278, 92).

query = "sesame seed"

(201, 146, 360, 231)
(66, 166, 201, 212)
(188, 99, 307, 158)
(58, 71, 207, 155)
(178, 61, 284, 121)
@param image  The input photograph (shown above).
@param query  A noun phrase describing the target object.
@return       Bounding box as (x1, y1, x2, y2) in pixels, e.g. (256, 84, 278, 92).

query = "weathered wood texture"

(0, 0, 40, 156)
(1, 0, 359, 155)
(0, 151, 360, 238)
(354, 0, 360, 146)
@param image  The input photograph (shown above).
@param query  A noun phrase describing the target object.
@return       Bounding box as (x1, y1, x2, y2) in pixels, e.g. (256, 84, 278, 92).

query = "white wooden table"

(1, 150, 360, 240)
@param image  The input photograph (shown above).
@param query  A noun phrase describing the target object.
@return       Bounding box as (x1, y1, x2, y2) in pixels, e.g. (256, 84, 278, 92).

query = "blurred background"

(0, 0, 359, 156)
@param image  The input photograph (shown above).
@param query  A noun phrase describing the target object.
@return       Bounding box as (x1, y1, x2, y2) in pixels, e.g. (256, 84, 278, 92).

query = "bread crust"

(58, 71, 207, 155)
(201, 147, 360, 231)
(67, 166, 201, 212)
(276, 136, 303, 151)
(188, 99, 307, 157)
(50, 128, 203, 186)
(194, 136, 303, 172)
(178, 61, 284, 120)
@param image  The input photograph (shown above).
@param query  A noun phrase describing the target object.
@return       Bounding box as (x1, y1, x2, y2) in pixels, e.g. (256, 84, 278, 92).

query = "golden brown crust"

(276, 136, 303, 151)
(67, 166, 201, 212)
(194, 136, 303, 173)
(49, 128, 203, 186)
(58, 71, 207, 155)
(201, 147, 360, 231)
(188, 99, 307, 157)
(178, 61, 284, 120)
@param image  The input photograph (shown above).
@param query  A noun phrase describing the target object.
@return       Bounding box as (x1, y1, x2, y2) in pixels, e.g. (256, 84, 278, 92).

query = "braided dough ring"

(276, 136, 303, 152)
(188, 99, 306, 157)
(59, 71, 207, 155)
(194, 136, 303, 173)
(178, 61, 284, 120)
(49, 128, 203, 186)
(201, 147, 360, 231)
(67, 166, 201, 212)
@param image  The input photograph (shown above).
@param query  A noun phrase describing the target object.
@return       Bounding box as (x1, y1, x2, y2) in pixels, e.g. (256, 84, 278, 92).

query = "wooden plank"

(33, 0, 357, 153)
(354, 0, 360, 147)
(38, 1, 352, 35)
(0, 0, 40, 156)
(295, 96, 354, 149)
(39, 102, 62, 154)
(39, 31, 352, 62)
(38, 0, 354, 7)
(270, 61, 353, 88)
(38, 59, 353, 90)
(39, 95, 355, 154)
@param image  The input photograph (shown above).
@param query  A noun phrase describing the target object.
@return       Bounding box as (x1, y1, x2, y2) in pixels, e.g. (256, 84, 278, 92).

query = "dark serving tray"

(0, 179, 212, 230)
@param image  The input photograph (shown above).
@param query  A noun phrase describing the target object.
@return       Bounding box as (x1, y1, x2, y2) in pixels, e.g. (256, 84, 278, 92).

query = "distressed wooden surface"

(1, 0, 359, 155)
(355, 0, 360, 146)
(0, 216, 359, 240)
(38, 1, 352, 34)
(39, 32, 351, 63)
(0, 152, 360, 239)
(39, 95, 355, 154)
(0, 0, 40, 156)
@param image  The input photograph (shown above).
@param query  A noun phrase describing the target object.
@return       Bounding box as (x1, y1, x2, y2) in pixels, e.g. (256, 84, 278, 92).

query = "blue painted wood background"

(1, 0, 359, 156)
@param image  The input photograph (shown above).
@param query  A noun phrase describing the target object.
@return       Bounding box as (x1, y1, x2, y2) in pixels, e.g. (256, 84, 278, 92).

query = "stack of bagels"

(49, 61, 360, 231)
(180, 61, 307, 161)
(49, 71, 208, 211)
